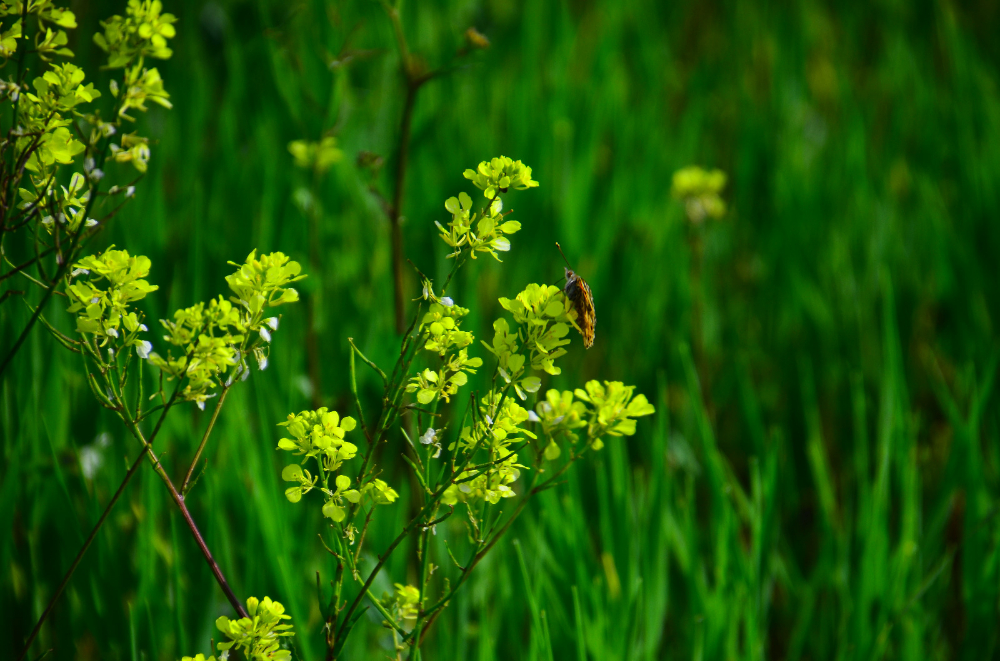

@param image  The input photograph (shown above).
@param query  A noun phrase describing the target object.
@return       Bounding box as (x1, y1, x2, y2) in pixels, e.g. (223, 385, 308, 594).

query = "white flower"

(139, 323, 148, 331)
(260, 326, 272, 343)
(265, 317, 279, 331)
(254, 347, 269, 371)
(126, 186, 135, 198)
(226, 360, 250, 387)
(85, 218, 98, 228)
(440, 297, 454, 307)
(106, 328, 119, 338)
(527, 410, 540, 422)
(90, 168, 104, 181)
(484, 414, 493, 426)
(420, 427, 443, 458)
(70, 268, 90, 277)
(196, 393, 217, 412)
(135, 340, 153, 359)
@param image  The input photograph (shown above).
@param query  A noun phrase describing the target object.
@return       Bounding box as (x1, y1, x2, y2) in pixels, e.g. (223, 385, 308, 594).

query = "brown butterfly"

(556, 243, 596, 349)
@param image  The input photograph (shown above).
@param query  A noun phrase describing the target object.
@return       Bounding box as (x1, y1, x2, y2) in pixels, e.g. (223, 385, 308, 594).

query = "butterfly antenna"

(555, 242, 573, 269)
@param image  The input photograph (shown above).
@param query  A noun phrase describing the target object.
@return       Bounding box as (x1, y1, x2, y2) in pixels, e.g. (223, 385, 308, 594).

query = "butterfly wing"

(564, 269, 596, 349)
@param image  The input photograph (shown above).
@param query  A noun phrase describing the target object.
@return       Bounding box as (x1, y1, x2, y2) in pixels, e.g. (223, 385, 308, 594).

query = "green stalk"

(418, 459, 577, 637)
(181, 385, 231, 495)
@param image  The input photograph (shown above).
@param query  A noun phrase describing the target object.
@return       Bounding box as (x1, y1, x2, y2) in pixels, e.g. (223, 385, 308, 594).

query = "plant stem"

(381, 0, 442, 334)
(132, 422, 248, 618)
(418, 460, 577, 639)
(111, 365, 248, 619)
(348, 341, 370, 439)
(334, 496, 439, 645)
(0, 247, 55, 283)
(348, 337, 388, 386)
(181, 385, 230, 495)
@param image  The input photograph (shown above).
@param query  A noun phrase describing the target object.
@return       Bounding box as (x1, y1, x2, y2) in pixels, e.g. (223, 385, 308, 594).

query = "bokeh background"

(4, 0, 1000, 659)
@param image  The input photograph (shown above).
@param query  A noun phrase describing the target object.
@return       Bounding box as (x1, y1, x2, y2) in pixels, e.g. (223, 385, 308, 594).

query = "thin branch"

(0, 245, 55, 283)
(348, 342, 371, 441)
(418, 459, 578, 639)
(181, 385, 231, 496)
(348, 337, 388, 386)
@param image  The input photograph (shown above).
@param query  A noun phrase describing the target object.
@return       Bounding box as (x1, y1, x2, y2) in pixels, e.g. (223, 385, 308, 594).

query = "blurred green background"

(4, 0, 1000, 659)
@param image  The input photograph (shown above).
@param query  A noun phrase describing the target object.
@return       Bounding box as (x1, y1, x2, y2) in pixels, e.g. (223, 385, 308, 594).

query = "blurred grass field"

(4, 0, 1000, 659)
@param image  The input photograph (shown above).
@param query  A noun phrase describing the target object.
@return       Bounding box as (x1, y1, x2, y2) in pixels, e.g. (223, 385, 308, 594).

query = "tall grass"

(3, 0, 1000, 659)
